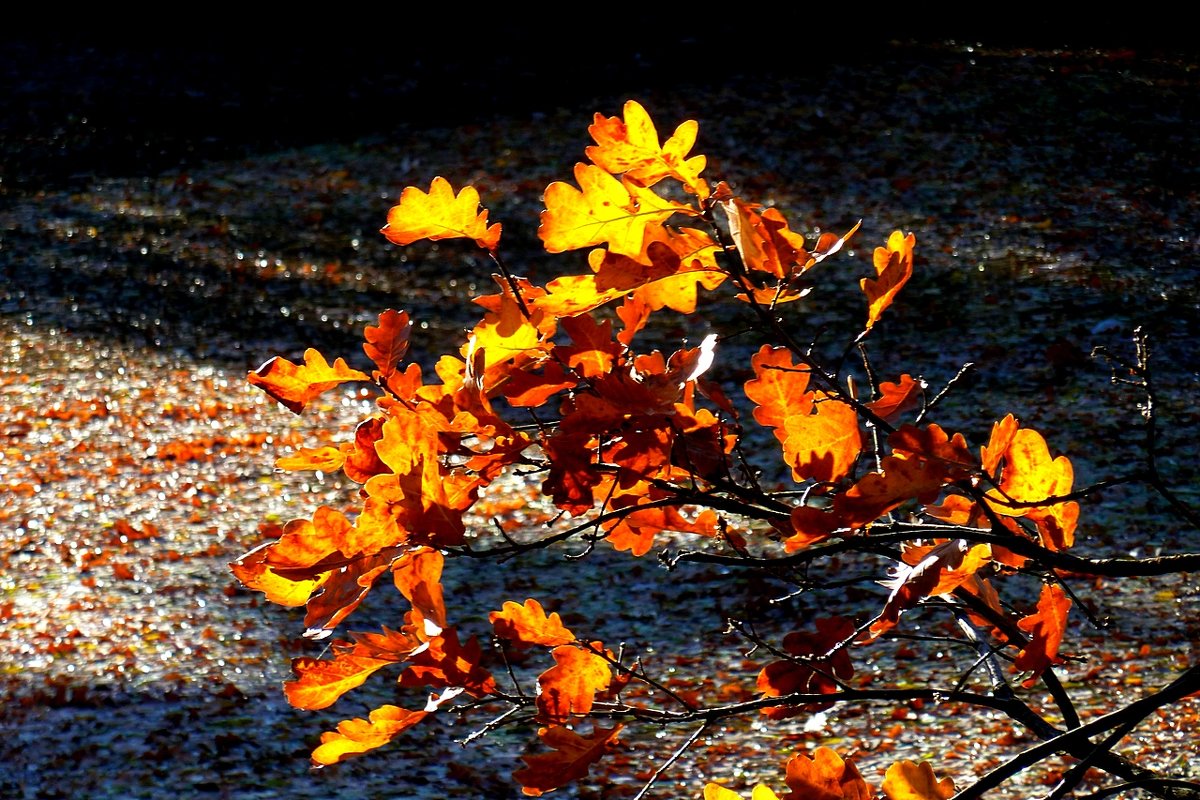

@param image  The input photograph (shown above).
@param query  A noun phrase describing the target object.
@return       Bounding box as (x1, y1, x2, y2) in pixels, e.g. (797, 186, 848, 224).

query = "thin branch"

(631, 722, 709, 800)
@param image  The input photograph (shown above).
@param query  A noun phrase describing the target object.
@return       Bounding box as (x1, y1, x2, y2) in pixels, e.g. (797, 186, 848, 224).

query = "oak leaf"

(490, 599, 575, 649)
(781, 746, 873, 800)
(381, 176, 501, 251)
(310, 704, 428, 767)
(705, 786, 781, 800)
(1014, 583, 1071, 684)
(861, 230, 916, 331)
(362, 309, 412, 381)
(586, 99, 709, 197)
(400, 627, 496, 696)
(539, 163, 693, 260)
(758, 617, 855, 707)
(866, 375, 925, 424)
(782, 393, 862, 484)
(536, 642, 613, 723)
(285, 650, 400, 711)
(228, 541, 327, 607)
(881, 759, 955, 800)
(513, 723, 623, 797)
(248, 348, 369, 414)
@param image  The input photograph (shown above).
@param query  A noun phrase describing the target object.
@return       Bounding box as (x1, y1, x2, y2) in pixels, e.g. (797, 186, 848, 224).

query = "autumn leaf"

(745, 345, 812, 436)
(984, 425, 1078, 550)
(400, 627, 496, 696)
(861, 230, 916, 331)
(228, 541, 328, 607)
(781, 746, 873, 800)
(866, 375, 925, 424)
(381, 176, 501, 251)
(248, 348, 369, 414)
(310, 704, 428, 766)
(758, 617, 856, 706)
(490, 598, 575, 649)
(586, 99, 709, 198)
(513, 723, 623, 797)
(536, 642, 613, 723)
(871, 539, 993, 637)
(392, 546, 447, 633)
(539, 163, 693, 260)
(362, 309, 412, 381)
(1014, 583, 1071, 684)
(782, 393, 862, 484)
(881, 759, 955, 800)
(285, 649, 401, 710)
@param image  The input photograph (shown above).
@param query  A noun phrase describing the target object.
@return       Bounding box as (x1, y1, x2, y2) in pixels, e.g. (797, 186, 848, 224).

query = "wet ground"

(2, 36, 1199, 799)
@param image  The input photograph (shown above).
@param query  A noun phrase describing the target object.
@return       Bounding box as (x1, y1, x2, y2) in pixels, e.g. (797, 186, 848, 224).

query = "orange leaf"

(285, 650, 400, 710)
(1014, 583, 1071, 683)
(586, 99, 709, 198)
(490, 599, 575, 649)
(381, 176, 500, 251)
(248, 348, 369, 414)
(871, 540, 992, 637)
(706, 786, 780, 800)
(536, 642, 612, 724)
(400, 627, 496, 696)
(782, 746, 874, 800)
(866, 375, 925, 424)
(881, 759, 955, 800)
(985, 426, 1078, 550)
(861, 230, 915, 331)
(558, 315, 621, 378)
(782, 394, 862, 484)
(513, 723, 623, 797)
(228, 541, 328, 607)
(392, 547, 447, 632)
(758, 617, 855, 704)
(362, 309, 412, 381)
(744, 345, 812, 436)
(539, 163, 692, 260)
(887, 423, 975, 481)
(605, 505, 719, 557)
(310, 704, 428, 766)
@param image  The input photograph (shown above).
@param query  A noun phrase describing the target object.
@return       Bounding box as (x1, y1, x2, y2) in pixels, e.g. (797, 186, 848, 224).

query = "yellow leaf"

(539, 163, 693, 260)
(881, 760, 955, 800)
(585, 99, 709, 198)
(381, 176, 501, 251)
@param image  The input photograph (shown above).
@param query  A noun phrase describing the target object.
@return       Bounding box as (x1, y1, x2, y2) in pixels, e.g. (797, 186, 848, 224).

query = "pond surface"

(1, 38, 1198, 799)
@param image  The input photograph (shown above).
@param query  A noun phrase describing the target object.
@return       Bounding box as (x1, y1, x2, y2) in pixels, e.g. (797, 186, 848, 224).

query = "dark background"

(4, 23, 1195, 192)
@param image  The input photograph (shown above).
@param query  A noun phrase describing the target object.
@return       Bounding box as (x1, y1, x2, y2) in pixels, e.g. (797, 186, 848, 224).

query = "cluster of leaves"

(233, 101, 1200, 798)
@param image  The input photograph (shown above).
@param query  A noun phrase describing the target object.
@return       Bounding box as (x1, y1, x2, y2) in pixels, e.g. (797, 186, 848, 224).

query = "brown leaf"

(513, 723, 623, 797)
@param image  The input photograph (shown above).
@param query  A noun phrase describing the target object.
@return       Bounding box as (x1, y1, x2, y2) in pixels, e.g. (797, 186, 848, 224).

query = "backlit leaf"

(310, 704, 428, 766)
(781, 746, 873, 800)
(539, 163, 693, 260)
(490, 598, 575, 649)
(586, 99, 709, 198)
(363, 309, 412, 381)
(381, 176, 501, 251)
(536, 642, 613, 724)
(881, 759, 955, 800)
(248, 348, 369, 414)
(1014, 583, 1071, 684)
(861, 230, 915, 331)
